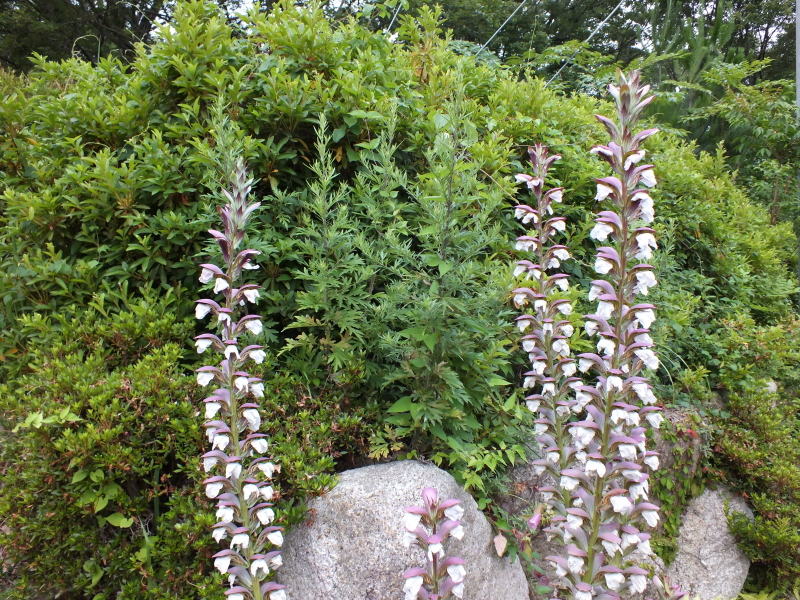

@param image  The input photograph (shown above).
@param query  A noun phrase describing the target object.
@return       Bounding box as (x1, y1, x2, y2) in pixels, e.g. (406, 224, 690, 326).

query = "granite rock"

(276, 460, 530, 600)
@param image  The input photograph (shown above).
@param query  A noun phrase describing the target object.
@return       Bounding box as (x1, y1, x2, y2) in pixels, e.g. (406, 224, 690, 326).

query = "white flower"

(447, 564, 466, 583)
(450, 524, 465, 539)
(602, 539, 621, 557)
(267, 530, 284, 546)
(231, 533, 249, 549)
(217, 312, 231, 325)
(516, 239, 537, 252)
(251, 438, 269, 453)
(206, 482, 224, 498)
(558, 303, 573, 315)
(403, 575, 424, 600)
(567, 513, 583, 529)
(605, 572, 625, 591)
(585, 320, 598, 336)
(234, 377, 249, 392)
(251, 382, 265, 398)
(224, 345, 239, 360)
(578, 358, 593, 373)
(576, 590, 593, 600)
(250, 558, 269, 578)
(514, 293, 529, 306)
(583, 459, 605, 478)
(610, 496, 632, 514)
(245, 320, 263, 335)
(589, 285, 604, 302)
(269, 555, 283, 569)
(551, 219, 566, 232)
(561, 476, 580, 491)
(561, 361, 577, 377)
(225, 463, 242, 479)
(270, 591, 286, 600)
(630, 574, 648, 593)
(243, 408, 261, 431)
(567, 555, 584, 574)
(516, 318, 532, 333)
(250, 349, 266, 364)
(638, 538, 653, 555)
(635, 233, 658, 260)
(229, 594, 244, 600)
(259, 462, 276, 478)
(261, 485, 274, 500)
(630, 483, 648, 500)
(444, 504, 464, 521)
(195, 303, 212, 319)
(402, 530, 416, 548)
(634, 270, 658, 296)
(212, 434, 229, 451)
(644, 455, 660, 470)
(214, 555, 231, 574)
(606, 376, 623, 391)
(560, 323, 574, 337)
(213, 277, 229, 293)
(633, 382, 658, 404)
(553, 339, 570, 357)
(554, 278, 569, 291)
(523, 376, 537, 389)
(526, 399, 541, 414)
(243, 484, 260, 500)
(203, 457, 218, 472)
(196, 338, 213, 353)
(534, 299, 547, 312)
(199, 268, 215, 284)
(640, 168, 657, 187)
(571, 426, 595, 449)
(622, 469, 642, 481)
(257, 508, 275, 525)
(428, 542, 443, 559)
(550, 189, 563, 202)
(590, 222, 613, 241)
(596, 183, 614, 201)
(243, 289, 260, 303)
(197, 372, 215, 387)
(574, 390, 592, 411)
(403, 512, 422, 531)
(542, 382, 556, 396)
(635, 308, 656, 328)
(553, 248, 570, 261)
(621, 532, 640, 549)
(522, 339, 536, 352)
(635, 332, 654, 345)
(625, 150, 646, 170)
(216, 506, 235, 523)
(243, 261, 259, 270)
(635, 348, 659, 370)
(646, 412, 664, 428)
(212, 527, 227, 542)
(513, 264, 527, 277)
(205, 402, 221, 419)
(595, 257, 613, 275)
(642, 510, 660, 527)
(534, 423, 549, 435)
(597, 338, 615, 355)
(619, 444, 638, 460)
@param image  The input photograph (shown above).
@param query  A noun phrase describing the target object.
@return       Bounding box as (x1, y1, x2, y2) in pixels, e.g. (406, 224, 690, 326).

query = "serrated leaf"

(489, 376, 512, 387)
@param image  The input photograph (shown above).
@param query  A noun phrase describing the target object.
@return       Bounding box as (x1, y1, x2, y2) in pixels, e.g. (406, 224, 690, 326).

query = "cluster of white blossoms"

(513, 71, 670, 600)
(195, 159, 286, 600)
(402, 487, 466, 600)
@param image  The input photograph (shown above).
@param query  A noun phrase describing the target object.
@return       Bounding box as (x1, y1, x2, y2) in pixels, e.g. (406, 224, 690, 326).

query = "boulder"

(666, 486, 753, 600)
(276, 460, 530, 600)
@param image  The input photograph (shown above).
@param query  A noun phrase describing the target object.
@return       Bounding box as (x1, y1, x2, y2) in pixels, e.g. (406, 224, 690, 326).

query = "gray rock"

(666, 486, 753, 600)
(276, 460, 530, 600)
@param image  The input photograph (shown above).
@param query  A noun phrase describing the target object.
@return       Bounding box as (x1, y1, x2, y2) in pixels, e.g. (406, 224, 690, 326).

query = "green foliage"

(0, 0, 798, 591)
(0, 300, 375, 598)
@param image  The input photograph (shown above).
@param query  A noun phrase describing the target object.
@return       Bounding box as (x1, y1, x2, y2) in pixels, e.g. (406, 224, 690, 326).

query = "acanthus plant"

(194, 159, 287, 600)
(513, 71, 670, 600)
(402, 487, 467, 600)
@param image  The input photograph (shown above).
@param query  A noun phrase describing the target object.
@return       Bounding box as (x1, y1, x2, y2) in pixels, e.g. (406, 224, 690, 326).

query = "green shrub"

(0, 0, 798, 592)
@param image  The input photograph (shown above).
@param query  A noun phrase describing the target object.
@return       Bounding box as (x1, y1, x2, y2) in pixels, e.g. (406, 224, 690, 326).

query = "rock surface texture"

(276, 460, 530, 600)
(667, 486, 753, 600)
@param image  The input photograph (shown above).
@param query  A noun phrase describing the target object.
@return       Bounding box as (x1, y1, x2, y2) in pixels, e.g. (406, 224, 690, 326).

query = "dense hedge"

(0, 0, 798, 595)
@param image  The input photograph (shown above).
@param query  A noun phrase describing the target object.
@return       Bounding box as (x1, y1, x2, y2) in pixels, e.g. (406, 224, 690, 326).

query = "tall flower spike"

(196, 158, 286, 600)
(402, 487, 466, 600)
(512, 143, 579, 534)
(543, 70, 668, 600)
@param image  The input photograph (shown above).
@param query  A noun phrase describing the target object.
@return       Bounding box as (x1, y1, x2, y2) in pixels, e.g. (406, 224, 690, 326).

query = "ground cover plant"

(0, 1, 798, 596)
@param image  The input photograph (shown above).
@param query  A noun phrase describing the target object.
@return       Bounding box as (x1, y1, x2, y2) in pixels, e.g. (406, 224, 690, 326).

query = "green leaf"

(72, 469, 88, 484)
(387, 396, 414, 413)
(93, 496, 109, 513)
(90, 469, 104, 483)
(437, 261, 453, 276)
(488, 376, 512, 387)
(106, 513, 134, 528)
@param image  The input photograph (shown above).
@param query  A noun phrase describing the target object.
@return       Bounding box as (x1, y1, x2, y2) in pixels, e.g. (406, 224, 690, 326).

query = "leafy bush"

(0, 0, 798, 593)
